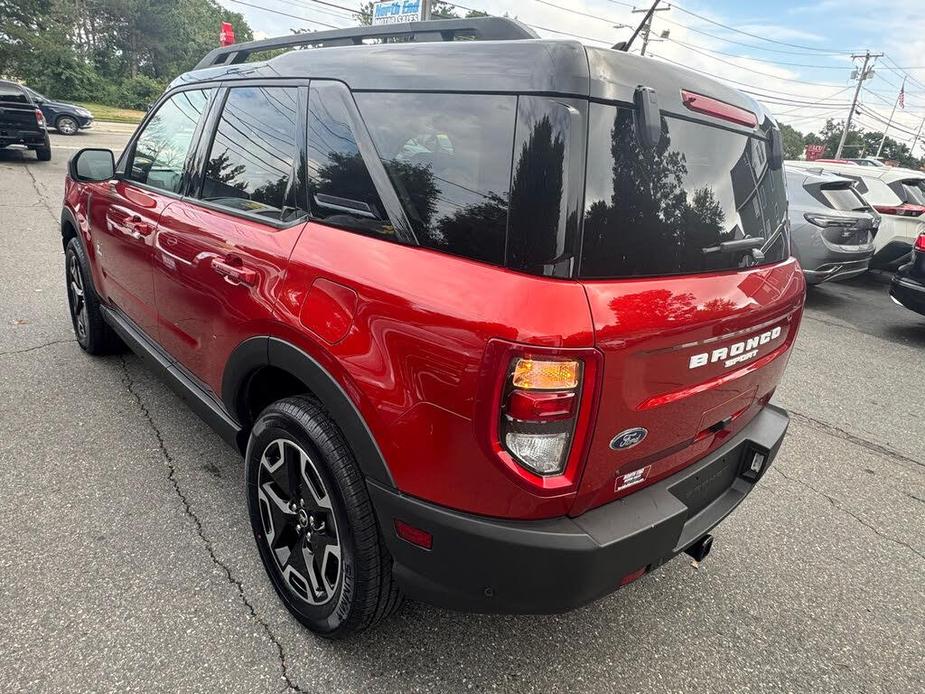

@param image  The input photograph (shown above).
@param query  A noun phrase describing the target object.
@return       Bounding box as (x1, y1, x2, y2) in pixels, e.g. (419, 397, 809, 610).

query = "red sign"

(804, 144, 826, 161)
(220, 21, 235, 47)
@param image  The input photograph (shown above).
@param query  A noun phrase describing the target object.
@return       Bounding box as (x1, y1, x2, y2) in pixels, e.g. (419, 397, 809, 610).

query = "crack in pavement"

(118, 356, 307, 694)
(789, 410, 924, 472)
(772, 466, 925, 562)
(0, 338, 76, 357)
(23, 163, 60, 224)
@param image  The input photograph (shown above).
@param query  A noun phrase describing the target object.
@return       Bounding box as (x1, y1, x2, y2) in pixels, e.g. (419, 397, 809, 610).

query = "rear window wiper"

(701, 237, 766, 257)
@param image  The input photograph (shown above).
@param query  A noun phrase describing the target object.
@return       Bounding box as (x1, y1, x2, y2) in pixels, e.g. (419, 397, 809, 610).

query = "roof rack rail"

(194, 17, 539, 70)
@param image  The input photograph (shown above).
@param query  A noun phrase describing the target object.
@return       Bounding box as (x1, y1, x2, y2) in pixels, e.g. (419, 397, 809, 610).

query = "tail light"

(34, 109, 46, 129)
(803, 213, 858, 229)
(477, 341, 601, 494)
(874, 204, 925, 218)
(915, 233, 925, 251)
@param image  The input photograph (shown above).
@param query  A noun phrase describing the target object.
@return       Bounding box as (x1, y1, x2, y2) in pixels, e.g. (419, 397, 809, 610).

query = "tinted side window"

(200, 86, 306, 223)
(581, 104, 788, 278)
(128, 90, 209, 193)
(0, 84, 29, 104)
(507, 97, 585, 277)
(307, 82, 391, 239)
(356, 92, 516, 265)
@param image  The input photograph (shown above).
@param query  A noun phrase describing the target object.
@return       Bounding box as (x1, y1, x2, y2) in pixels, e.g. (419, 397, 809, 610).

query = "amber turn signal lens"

(511, 358, 580, 390)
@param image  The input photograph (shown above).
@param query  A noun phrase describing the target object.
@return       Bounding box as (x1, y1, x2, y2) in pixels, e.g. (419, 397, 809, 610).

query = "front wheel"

(56, 116, 79, 136)
(65, 237, 121, 354)
(246, 396, 401, 638)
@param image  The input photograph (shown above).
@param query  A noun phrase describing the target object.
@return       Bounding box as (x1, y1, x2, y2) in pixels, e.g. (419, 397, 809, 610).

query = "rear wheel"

(65, 237, 121, 354)
(246, 396, 401, 638)
(56, 116, 79, 136)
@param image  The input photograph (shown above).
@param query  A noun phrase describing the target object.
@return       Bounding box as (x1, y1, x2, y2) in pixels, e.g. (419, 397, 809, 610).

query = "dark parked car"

(890, 233, 925, 317)
(0, 80, 51, 160)
(61, 18, 804, 637)
(784, 165, 877, 284)
(24, 87, 93, 135)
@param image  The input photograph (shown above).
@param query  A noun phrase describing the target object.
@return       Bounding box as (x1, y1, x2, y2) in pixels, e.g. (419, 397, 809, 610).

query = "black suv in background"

(0, 80, 51, 160)
(24, 87, 93, 135)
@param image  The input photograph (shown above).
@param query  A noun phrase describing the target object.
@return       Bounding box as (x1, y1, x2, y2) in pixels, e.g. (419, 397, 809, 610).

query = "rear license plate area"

(669, 451, 740, 517)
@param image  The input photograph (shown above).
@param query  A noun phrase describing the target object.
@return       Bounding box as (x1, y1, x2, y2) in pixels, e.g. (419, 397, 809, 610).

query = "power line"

(605, 0, 858, 56)
(222, 0, 345, 28)
(666, 1, 861, 55)
(660, 38, 846, 87)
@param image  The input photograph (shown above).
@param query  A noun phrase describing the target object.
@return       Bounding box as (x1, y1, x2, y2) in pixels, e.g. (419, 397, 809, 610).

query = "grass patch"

(75, 103, 145, 124)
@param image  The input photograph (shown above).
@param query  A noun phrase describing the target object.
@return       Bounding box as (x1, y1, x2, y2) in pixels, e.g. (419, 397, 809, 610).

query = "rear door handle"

(211, 257, 257, 286)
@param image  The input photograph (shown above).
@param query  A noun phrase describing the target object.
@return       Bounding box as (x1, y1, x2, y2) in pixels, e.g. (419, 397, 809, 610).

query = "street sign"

(804, 144, 826, 161)
(220, 21, 235, 47)
(371, 0, 426, 25)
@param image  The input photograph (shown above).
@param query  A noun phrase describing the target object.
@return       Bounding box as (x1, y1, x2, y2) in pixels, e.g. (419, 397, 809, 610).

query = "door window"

(127, 89, 210, 194)
(199, 86, 307, 223)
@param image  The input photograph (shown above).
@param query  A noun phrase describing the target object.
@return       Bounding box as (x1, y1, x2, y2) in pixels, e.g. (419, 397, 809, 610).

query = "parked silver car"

(785, 165, 878, 284)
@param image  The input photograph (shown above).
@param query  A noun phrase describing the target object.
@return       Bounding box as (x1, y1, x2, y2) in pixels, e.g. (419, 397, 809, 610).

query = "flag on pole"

(899, 82, 905, 110)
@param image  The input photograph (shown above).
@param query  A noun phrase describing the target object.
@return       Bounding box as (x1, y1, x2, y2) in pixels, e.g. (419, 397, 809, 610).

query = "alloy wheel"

(57, 117, 78, 135)
(256, 438, 342, 606)
(68, 253, 87, 341)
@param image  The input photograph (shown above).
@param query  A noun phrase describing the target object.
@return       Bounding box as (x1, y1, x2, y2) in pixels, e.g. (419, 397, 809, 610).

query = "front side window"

(200, 86, 307, 223)
(128, 90, 210, 194)
(581, 104, 788, 278)
(357, 92, 517, 265)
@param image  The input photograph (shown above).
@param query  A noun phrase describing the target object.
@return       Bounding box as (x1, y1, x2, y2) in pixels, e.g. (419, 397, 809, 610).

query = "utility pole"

(631, 3, 670, 56)
(422, 0, 432, 20)
(912, 116, 925, 159)
(876, 77, 904, 158)
(836, 51, 882, 159)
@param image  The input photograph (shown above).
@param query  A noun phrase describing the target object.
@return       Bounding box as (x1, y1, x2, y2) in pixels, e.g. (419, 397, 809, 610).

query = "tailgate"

(572, 260, 804, 514)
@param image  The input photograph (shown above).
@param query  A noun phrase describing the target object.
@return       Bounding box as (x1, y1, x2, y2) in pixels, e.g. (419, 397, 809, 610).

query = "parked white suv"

(787, 160, 925, 270)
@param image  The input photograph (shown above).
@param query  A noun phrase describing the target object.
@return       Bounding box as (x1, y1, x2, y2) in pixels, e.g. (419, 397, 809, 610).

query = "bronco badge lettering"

(689, 326, 783, 370)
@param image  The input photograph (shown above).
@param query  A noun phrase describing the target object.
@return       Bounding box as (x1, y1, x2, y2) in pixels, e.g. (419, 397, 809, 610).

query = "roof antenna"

(620, 0, 662, 52)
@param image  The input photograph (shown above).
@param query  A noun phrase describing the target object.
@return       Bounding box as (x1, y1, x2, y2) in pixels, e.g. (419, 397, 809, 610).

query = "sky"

(215, 0, 925, 156)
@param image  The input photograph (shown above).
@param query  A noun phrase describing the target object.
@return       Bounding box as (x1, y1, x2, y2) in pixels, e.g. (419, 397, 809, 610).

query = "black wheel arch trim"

(223, 336, 396, 489)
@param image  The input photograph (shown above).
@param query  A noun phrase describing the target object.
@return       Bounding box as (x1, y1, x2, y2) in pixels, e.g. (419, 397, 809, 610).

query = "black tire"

(56, 115, 79, 136)
(35, 144, 51, 161)
(65, 237, 122, 354)
(246, 396, 402, 638)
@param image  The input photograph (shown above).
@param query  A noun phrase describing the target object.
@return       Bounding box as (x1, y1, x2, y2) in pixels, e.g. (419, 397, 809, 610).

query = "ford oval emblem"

(610, 428, 648, 451)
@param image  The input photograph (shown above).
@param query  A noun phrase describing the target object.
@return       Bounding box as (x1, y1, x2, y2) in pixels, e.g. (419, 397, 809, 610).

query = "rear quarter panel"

(274, 223, 596, 518)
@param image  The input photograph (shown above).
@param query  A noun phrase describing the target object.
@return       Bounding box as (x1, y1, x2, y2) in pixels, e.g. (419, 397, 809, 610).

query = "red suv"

(61, 19, 805, 638)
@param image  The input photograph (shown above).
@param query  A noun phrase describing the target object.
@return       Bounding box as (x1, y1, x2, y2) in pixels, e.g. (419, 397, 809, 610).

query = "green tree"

(779, 123, 805, 159)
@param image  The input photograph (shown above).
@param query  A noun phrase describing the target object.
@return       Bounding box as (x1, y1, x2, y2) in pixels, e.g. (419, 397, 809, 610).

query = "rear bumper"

(369, 404, 789, 614)
(0, 131, 47, 147)
(890, 270, 925, 317)
(803, 258, 871, 284)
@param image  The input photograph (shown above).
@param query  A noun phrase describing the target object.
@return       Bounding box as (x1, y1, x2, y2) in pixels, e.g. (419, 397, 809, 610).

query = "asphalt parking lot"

(0, 128, 923, 694)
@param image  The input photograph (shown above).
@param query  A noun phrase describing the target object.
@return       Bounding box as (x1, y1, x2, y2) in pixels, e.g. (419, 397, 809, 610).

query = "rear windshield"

(0, 84, 29, 104)
(580, 104, 788, 278)
(899, 179, 925, 206)
(821, 185, 868, 212)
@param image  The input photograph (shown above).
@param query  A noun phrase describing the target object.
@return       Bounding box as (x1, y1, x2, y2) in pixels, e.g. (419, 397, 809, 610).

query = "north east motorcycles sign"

(372, 1, 426, 25)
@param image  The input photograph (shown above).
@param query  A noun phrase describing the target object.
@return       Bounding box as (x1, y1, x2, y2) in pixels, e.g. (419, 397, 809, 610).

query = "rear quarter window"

(356, 91, 516, 265)
(580, 104, 788, 278)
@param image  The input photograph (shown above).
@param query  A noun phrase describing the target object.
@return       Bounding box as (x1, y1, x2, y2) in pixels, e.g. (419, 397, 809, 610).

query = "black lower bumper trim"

(890, 272, 925, 317)
(368, 404, 789, 614)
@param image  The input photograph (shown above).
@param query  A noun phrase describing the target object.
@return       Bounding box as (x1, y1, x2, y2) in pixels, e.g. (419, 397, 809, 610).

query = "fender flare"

(222, 336, 395, 489)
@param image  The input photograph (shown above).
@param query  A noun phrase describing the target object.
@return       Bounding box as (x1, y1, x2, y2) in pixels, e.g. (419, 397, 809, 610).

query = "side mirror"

(69, 148, 115, 182)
